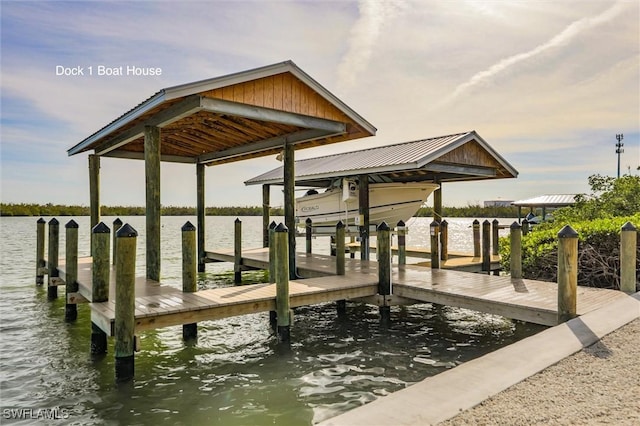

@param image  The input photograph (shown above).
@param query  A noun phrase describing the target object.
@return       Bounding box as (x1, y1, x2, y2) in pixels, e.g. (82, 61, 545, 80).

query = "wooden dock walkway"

(59, 256, 378, 336)
(58, 249, 627, 337)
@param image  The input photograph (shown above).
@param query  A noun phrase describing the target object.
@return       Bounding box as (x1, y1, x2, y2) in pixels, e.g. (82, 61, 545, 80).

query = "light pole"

(615, 134, 624, 178)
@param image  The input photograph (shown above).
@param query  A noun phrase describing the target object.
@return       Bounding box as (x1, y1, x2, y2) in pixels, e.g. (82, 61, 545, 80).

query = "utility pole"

(615, 134, 624, 178)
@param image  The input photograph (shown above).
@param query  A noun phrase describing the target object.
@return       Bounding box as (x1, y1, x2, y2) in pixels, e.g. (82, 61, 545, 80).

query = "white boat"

(296, 179, 439, 229)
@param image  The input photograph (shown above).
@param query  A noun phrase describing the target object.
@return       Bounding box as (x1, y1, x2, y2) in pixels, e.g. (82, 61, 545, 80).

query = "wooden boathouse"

(39, 61, 636, 383)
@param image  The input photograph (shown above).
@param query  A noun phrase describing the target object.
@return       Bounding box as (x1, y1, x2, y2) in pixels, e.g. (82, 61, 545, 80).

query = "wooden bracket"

(67, 292, 89, 304)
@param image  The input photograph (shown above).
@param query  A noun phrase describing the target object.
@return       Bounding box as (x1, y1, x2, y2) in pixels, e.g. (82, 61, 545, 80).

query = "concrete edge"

(317, 291, 640, 426)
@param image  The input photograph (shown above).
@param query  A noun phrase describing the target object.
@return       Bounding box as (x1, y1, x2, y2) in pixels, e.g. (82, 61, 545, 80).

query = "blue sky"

(1, 0, 638, 208)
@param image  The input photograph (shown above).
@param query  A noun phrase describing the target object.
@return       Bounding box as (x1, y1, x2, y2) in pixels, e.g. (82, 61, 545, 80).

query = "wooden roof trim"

(164, 60, 376, 135)
(415, 131, 518, 178)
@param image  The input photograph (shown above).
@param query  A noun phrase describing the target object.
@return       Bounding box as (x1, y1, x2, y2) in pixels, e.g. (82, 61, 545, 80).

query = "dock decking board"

(57, 249, 627, 335)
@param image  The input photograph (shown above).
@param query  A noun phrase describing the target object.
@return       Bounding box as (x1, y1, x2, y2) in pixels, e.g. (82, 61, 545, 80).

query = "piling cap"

(429, 220, 439, 228)
(37, 218, 46, 224)
(49, 218, 59, 225)
(269, 221, 277, 229)
(305, 218, 312, 224)
(235, 218, 241, 224)
(336, 220, 345, 229)
(397, 220, 406, 227)
(483, 219, 491, 225)
(113, 218, 123, 226)
(510, 221, 521, 230)
(557, 225, 578, 238)
(65, 219, 79, 229)
(116, 223, 138, 238)
(473, 219, 480, 225)
(441, 219, 448, 225)
(621, 221, 637, 231)
(92, 222, 110, 234)
(522, 218, 529, 224)
(378, 221, 390, 231)
(492, 219, 499, 224)
(181, 221, 196, 232)
(275, 222, 288, 232)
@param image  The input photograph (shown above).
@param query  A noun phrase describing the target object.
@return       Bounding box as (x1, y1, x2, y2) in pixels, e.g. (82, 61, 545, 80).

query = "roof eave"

(67, 90, 167, 156)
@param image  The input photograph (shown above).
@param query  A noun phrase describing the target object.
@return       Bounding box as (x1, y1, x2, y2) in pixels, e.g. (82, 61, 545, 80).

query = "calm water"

(0, 216, 543, 425)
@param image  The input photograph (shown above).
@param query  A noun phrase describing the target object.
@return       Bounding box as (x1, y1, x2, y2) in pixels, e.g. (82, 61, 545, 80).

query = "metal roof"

(245, 130, 518, 187)
(512, 194, 580, 207)
(67, 61, 376, 165)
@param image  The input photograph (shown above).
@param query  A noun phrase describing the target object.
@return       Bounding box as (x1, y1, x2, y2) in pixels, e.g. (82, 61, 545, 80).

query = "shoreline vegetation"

(0, 203, 521, 218)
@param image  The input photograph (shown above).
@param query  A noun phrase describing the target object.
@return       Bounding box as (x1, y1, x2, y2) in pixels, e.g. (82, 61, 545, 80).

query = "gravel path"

(441, 318, 640, 425)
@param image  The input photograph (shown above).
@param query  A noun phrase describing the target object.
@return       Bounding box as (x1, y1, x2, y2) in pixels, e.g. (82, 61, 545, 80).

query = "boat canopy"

(245, 130, 518, 187)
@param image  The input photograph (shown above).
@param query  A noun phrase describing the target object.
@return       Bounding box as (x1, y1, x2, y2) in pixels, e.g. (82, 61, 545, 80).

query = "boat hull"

(296, 182, 439, 228)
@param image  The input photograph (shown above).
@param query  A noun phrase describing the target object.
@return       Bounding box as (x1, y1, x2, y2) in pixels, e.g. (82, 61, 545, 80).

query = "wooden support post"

(145, 125, 161, 282)
(182, 221, 198, 340)
(557, 225, 578, 323)
(197, 163, 206, 272)
(268, 221, 277, 325)
(397, 220, 406, 265)
(336, 221, 345, 275)
(472, 219, 480, 258)
(275, 223, 290, 342)
(234, 218, 242, 284)
(430, 220, 440, 269)
(336, 221, 346, 316)
(114, 224, 137, 382)
(510, 221, 522, 280)
(89, 154, 100, 245)
(65, 220, 79, 321)
(91, 222, 110, 355)
(47, 218, 59, 299)
(36, 218, 46, 285)
(262, 184, 270, 248)
(440, 220, 449, 261)
(305, 218, 313, 254)
(482, 220, 491, 273)
(492, 219, 500, 256)
(620, 222, 637, 293)
(377, 222, 391, 322)
(112, 218, 122, 265)
(522, 219, 530, 236)
(359, 174, 370, 260)
(433, 181, 442, 222)
(283, 142, 297, 280)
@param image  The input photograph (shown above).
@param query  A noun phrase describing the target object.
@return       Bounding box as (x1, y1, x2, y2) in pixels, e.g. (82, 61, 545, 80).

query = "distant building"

(484, 200, 514, 207)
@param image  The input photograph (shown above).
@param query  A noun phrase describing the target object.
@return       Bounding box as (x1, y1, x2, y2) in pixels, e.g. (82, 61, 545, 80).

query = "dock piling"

(268, 221, 277, 324)
(112, 218, 122, 265)
(482, 220, 491, 273)
(182, 221, 197, 340)
(430, 220, 440, 269)
(114, 224, 138, 382)
(47, 218, 60, 299)
(492, 219, 500, 256)
(91, 222, 110, 355)
(234, 218, 242, 284)
(522, 219, 530, 236)
(275, 223, 290, 342)
(397, 220, 406, 265)
(65, 220, 79, 322)
(336, 221, 345, 276)
(305, 218, 312, 254)
(472, 219, 480, 258)
(36, 218, 46, 285)
(378, 222, 391, 322)
(510, 222, 522, 280)
(557, 225, 578, 323)
(620, 222, 637, 293)
(440, 220, 448, 261)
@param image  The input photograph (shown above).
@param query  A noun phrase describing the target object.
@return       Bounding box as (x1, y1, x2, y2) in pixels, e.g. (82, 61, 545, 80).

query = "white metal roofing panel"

(512, 194, 580, 207)
(245, 132, 472, 185)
